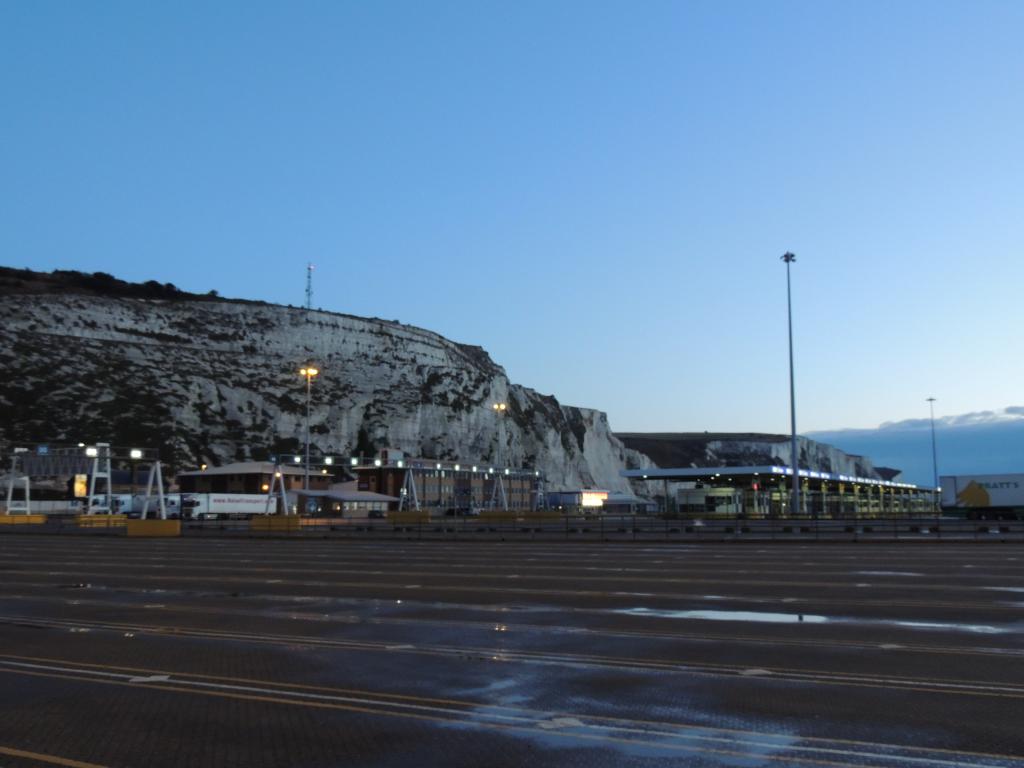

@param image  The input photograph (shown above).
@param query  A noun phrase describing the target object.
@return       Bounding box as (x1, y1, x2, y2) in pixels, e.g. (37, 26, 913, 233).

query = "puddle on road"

(893, 621, 1009, 635)
(615, 607, 1015, 635)
(445, 706, 799, 764)
(617, 608, 828, 624)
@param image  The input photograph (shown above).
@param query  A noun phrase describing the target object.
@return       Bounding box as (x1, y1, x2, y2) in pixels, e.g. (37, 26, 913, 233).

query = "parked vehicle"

(181, 493, 283, 520)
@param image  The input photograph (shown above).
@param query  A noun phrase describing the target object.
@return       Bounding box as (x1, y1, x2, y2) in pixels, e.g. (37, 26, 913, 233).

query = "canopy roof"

(621, 465, 923, 490)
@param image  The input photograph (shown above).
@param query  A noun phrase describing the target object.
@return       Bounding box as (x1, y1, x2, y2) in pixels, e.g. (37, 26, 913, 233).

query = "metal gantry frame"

(1, 443, 168, 517)
(398, 469, 421, 512)
(488, 473, 509, 512)
(85, 443, 114, 515)
(3, 449, 31, 515)
(263, 463, 293, 515)
(139, 462, 168, 520)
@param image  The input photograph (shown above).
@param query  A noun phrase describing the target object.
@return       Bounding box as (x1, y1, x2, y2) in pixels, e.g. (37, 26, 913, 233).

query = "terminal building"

(621, 465, 932, 518)
(351, 449, 541, 513)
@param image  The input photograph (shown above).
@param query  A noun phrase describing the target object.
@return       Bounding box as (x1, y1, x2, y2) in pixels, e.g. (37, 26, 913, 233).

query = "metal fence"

(2, 513, 1021, 542)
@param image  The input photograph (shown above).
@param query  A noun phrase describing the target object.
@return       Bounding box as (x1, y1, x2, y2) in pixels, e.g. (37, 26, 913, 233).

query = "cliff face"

(616, 433, 891, 479)
(0, 269, 644, 491)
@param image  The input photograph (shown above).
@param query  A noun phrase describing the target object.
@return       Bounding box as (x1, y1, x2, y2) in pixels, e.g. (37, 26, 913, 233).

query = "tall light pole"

(782, 252, 801, 518)
(927, 397, 939, 520)
(299, 365, 319, 490)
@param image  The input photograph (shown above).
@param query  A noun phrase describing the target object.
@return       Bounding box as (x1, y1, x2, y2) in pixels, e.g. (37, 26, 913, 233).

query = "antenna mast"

(305, 263, 314, 310)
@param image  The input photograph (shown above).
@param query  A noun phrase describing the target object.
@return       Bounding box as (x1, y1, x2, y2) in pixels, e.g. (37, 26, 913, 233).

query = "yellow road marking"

(0, 745, 110, 768)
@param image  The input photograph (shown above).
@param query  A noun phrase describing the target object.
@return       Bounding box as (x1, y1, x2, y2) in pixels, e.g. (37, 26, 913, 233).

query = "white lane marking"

(538, 717, 584, 730)
(5, 615, 1024, 696)
(129, 674, 170, 683)
(0, 659, 1013, 768)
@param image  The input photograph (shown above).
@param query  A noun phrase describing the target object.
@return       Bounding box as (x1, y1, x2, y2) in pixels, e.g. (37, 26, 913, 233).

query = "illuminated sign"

(73, 474, 88, 498)
(580, 491, 608, 508)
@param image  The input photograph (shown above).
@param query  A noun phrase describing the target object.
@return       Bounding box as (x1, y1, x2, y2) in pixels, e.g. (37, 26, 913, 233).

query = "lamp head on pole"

(299, 365, 319, 379)
(781, 251, 796, 263)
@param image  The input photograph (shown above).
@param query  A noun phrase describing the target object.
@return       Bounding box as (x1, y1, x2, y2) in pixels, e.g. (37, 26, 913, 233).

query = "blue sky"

(2, 1, 1022, 434)
(809, 408, 1024, 485)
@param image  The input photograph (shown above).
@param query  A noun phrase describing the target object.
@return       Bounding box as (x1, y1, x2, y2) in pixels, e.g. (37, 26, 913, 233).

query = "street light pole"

(782, 252, 801, 519)
(492, 402, 507, 467)
(927, 396, 939, 522)
(299, 365, 320, 491)
(129, 448, 143, 512)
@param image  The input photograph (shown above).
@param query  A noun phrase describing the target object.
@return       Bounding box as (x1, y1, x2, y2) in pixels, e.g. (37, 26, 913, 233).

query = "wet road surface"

(0, 538, 1022, 767)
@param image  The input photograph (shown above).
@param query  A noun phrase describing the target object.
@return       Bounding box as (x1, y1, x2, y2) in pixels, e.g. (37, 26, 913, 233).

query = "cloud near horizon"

(808, 406, 1024, 435)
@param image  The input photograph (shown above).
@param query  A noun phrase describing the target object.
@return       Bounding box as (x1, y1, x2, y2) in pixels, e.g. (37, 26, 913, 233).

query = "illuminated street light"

(492, 403, 507, 412)
(299, 365, 320, 491)
(129, 448, 143, 501)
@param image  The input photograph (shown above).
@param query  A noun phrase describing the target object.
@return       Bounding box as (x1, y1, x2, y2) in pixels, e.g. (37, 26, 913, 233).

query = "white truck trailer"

(180, 493, 286, 520)
(940, 474, 1024, 519)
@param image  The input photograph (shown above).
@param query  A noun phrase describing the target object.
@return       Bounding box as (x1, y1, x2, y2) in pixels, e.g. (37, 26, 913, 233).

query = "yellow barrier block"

(521, 512, 563, 522)
(0, 514, 47, 525)
(76, 514, 127, 528)
(251, 516, 301, 532)
(388, 511, 429, 524)
(126, 519, 181, 537)
(478, 511, 520, 522)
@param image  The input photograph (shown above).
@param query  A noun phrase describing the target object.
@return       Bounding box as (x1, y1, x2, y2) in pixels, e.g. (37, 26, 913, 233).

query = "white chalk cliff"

(0, 269, 649, 491)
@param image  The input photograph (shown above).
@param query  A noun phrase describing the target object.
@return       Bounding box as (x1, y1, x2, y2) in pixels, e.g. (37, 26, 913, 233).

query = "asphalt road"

(0, 538, 1022, 767)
